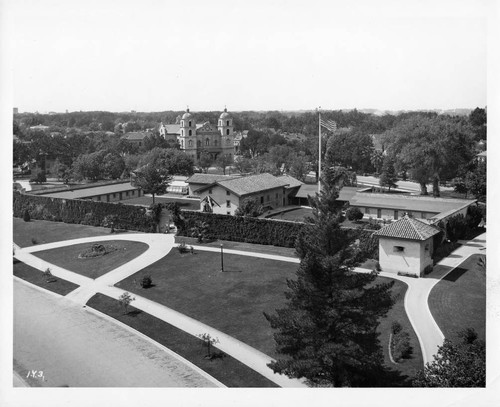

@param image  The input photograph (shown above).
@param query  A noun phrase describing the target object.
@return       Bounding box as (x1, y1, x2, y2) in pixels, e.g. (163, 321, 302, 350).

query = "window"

(96, 196, 101, 201)
(267, 194, 270, 201)
(226, 200, 231, 208)
(276, 192, 279, 199)
(197, 140, 201, 147)
(181, 129, 184, 136)
(394, 210, 399, 220)
(227, 211, 231, 215)
(421, 212, 426, 219)
(226, 120, 229, 126)
(206, 138, 210, 146)
(209, 189, 212, 194)
(393, 246, 405, 253)
(181, 120, 184, 126)
(226, 138, 231, 145)
(226, 129, 230, 135)
(189, 129, 192, 136)
(226, 191, 230, 196)
(214, 139, 217, 146)
(188, 140, 193, 147)
(365, 207, 370, 214)
(126, 191, 129, 196)
(425, 244, 430, 252)
(219, 120, 222, 126)
(377, 209, 381, 218)
(188, 121, 192, 127)
(260, 196, 264, 204)
(113, 193, 116, 198)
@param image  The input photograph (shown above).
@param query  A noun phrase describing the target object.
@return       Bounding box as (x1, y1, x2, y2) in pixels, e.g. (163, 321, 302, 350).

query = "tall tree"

(198, 150, 213, 174)
(133, 164, 171, 204)
(264, 172, 394, 387)
(215, 154, 232, 175)
(379, 156, 398, 191)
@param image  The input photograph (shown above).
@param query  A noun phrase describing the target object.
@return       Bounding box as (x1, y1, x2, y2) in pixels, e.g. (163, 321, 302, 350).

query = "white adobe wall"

(378, 237, 424, 276)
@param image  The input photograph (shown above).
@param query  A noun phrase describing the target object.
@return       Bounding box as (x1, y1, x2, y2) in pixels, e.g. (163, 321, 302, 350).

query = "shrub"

(140, 275, 153, 288)
(43, 268, 57, 283)
(392, 331, 412, 361)
(118, 292, 135, 314)
(177, 241, 188, 253)
(391, 321, 403, 335)
(31, 237, 38, 245)
(466, 205, 483, 229)
(445, 214, 468, 242)
(397, 271, 419, 278)
(23, 209, 30, 222)
(346, 207, 364, 222)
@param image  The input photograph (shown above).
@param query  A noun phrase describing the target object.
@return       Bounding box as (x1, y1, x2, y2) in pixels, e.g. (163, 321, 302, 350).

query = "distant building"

(185, 173, 239, 196)
(159, 108, 235, 163)
(34, 181, 142, 202)
(476, 150, 486, 164)
(29, 124, 50, 132)
(121, 131, 153, 147)
(193, 173, 290, 215)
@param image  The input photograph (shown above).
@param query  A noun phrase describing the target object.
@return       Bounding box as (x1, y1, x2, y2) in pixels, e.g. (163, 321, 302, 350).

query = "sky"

(1, 0, 493, 113)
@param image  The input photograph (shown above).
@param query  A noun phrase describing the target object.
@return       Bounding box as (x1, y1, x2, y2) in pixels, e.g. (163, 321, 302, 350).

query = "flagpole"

(318, 106, 321, 194)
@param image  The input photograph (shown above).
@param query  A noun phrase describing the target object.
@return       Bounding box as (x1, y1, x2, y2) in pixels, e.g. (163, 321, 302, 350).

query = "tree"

(232, 157, 253, 174)
(324, 130, 374, 173)
(118, 292, 136, 314)
(138, 147, 194, 176)
(465, 161, 486, 202)
(346, 207, 364, 222)
(30, 170, 46, 184)
(103, 152, 125, 179)
(370, 150, 384, 174)
(234, 197, 264, 217)
(288, 153, 309, 182)
(215, 154, 232, 175)
(198, 150, 213, 173)
(379, 156, 398, 191)
(264, 172, 394, 387)
(239, 129, 269, 158)
(413, 328, 485, 387)
(190, 221, 209, 243)
(134, 164, 171, 204)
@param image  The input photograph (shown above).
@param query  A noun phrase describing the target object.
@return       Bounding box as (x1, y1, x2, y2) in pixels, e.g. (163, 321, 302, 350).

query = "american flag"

(320, 118, 337, 133)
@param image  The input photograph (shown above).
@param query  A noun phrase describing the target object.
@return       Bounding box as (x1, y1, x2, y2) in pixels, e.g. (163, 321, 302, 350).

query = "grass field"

(116, 250, 421, 383)
(119, 196, 200, 210)
(14, 261, 79, 295)
(428, 254, 486, 342)
(266, 208, 313, 222)
(13, 217, 128, 248)
(86, 293, 278, 388)
(33, 240, 149, 279)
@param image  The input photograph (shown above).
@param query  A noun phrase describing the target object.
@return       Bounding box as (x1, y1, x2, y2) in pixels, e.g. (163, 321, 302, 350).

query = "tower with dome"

(159, 107, 235, 164)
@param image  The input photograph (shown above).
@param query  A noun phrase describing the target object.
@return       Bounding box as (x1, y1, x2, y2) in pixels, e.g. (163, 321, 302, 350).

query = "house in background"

(194, 173, 290, 215)
(185, 173, 239, 196)
(373, 216, 441, 277)
(33, 181, 142, 202)
(121, 131, 153, 147)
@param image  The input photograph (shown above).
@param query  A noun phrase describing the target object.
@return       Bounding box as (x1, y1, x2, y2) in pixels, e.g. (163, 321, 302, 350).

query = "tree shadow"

(126, 309, 143, 317)
(442, 267, 467, 282)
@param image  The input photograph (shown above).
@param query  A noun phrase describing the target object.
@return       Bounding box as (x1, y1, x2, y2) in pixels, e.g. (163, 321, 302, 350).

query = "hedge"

(13, 191, 156, 232)
(175, 211, 306, 248)
(175, 211, 379, 250)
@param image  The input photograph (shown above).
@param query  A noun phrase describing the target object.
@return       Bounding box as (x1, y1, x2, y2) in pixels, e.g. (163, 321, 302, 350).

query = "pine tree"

(379, 156, 398, 191)
(264, 173, 394, 387)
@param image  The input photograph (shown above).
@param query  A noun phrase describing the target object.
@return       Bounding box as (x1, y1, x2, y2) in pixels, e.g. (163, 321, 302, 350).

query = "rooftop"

(217, 173, 290, 197)
(122, 131, 152, 141)
(37, 182, 139, 199)
(349, 192, 475, 214)
(277, 175, 303, 189)
(186, 174, 239, 185)
(373, 216, 441, 241)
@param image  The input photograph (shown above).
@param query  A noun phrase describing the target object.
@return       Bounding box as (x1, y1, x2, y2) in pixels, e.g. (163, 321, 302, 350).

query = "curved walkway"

(14, 234, 307, 388)
(14, 230, 485, 383)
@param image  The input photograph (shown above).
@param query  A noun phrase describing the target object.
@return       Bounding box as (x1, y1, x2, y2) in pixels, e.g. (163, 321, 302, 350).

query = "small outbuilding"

(372, 215, 441, 277)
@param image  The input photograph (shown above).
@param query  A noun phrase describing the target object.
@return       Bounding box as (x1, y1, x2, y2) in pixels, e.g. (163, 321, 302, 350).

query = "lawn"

(13, 261, 79, 295)
(376, 278, 423, 385)
(33, 240, 149, 279)
(116, 250, 296, 358)
(13, 217, 129, 248)
(428, 254, 486, 342)
(116, 249, 422, 384)
(86, 293, 278, 388)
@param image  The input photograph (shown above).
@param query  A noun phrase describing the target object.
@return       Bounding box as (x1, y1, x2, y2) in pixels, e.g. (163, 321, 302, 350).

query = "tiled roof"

(217, 173, 290, 197)
(373, 216, 441, 241)
(277, 175, 303, 189)
(186, 174, 239, 185)
(350, 192, 475, 214)
(161, 124, 181, 134)
(294, 185, 357, 201)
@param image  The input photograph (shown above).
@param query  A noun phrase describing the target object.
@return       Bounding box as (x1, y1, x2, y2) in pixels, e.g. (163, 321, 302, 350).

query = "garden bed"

(33, 240, 149, 279)
(86, 293, 279, 388)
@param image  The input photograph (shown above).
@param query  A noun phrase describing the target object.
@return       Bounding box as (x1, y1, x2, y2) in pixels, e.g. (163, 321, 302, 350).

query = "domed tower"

(218, 107, 233, 137)
(179, 107, 196, 158)
(218, 107, 234, 161)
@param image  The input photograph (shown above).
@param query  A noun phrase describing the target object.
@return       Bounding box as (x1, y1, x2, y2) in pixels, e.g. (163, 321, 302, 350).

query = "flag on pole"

(320, 118, 337, 133)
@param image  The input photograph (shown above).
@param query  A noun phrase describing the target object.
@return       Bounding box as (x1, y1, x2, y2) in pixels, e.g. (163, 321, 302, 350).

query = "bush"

(23, 209, 31, 222)
(140, 275, 153, 288)
(346, 207, 364, 222)
(445, 214, 468, 242)
(466, 205, 483, 229)
(177, 241, 188, 253)
(391, 321, 403, 335)
(30, 170, 46, 184)
(392, 331, 412, 361)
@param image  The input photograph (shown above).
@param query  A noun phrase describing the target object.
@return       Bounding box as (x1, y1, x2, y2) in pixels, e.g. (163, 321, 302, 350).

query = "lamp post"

(220, 244, 224, 272)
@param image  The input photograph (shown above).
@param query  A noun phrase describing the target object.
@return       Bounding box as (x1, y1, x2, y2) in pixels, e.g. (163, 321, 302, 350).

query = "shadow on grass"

(441, 267, 467, 282)
(125, 309, 143, 317)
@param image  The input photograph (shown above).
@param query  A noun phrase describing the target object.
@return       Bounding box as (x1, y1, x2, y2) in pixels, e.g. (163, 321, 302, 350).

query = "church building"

(159, 108, 235, 163)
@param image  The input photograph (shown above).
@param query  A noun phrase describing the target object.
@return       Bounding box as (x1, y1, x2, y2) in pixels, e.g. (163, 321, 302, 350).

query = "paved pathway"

(14, 234, 307, 388)
(14, 230, 485, 384)
(14, 279, 221, 387)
